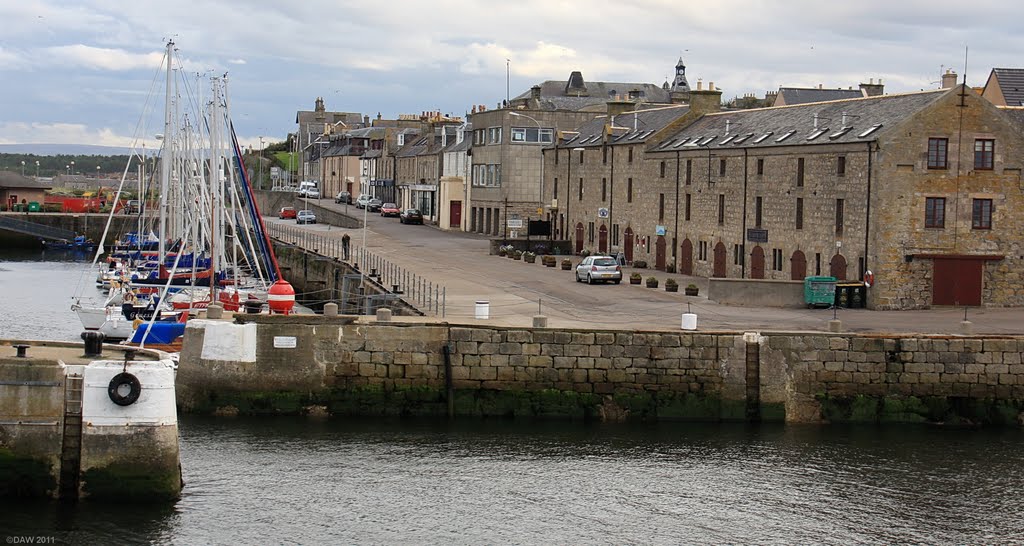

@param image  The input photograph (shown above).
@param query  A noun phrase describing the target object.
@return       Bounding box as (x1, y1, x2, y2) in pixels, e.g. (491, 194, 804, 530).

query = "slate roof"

(652, 89, 949, 153)
(512, 77, 671, 112)
(0, 171, 51, 189)
(998, 107, 1024, 129)
(990, 68, 1024, 106)
(774, 87, 865, 106)
(562, 105, 690, 149)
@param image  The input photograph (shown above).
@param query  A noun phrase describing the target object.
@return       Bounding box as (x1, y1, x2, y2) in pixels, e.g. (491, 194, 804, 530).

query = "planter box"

(646, 281, 659, 288)
(684, 288, 699, 296)
(629, 277, 642, 285)
(665, 284, 678, 292)
(561, 261, 572, 270)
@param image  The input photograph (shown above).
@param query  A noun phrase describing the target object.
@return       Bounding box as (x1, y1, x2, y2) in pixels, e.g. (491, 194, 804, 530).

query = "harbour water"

(2, 255, 1023, 544)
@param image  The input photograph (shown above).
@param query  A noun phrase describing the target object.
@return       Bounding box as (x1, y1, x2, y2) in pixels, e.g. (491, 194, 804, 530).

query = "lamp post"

(35, 160, 39, 178)
(70, 160, 75, 175)
(20, 160, 25, 176)
(258, 136, 265, 190)
(66, 164, 70, 176)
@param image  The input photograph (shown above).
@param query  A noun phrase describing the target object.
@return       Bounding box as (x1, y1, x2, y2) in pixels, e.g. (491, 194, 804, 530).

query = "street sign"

(597, 207, 609, 218)
(656, 225, 666, 236)
(507, 218, 523, 228)
(746, 228, 768, 243)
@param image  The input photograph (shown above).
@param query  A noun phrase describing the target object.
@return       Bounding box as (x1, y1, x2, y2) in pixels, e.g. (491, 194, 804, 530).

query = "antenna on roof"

(962, 45, 968, 87)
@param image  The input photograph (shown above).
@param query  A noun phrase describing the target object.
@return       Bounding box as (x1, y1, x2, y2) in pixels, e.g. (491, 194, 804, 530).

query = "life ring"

(863, 270, 875, 288)
(108, 372, 141, 406)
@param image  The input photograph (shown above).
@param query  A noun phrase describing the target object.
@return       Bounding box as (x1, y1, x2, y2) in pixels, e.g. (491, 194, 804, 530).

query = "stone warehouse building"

(547, 83, 1024, 310)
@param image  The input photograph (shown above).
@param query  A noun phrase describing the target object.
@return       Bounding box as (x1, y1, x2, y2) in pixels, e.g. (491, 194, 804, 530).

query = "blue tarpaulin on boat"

(129, 322, 185, 344)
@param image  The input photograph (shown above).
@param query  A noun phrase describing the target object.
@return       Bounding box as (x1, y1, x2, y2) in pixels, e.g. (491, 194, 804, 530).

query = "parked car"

(575, 255, 622, 284)
(304, 188, 320, 199)
(296, 210, 317, 225)
(278, 206, 297, 220)
(366, 198, 383, 212)
(380, 202, 401, 217)
(399, 208, 423, 225)
(335, 191, 351, 204)
(125, 199, 143, 214)
(355, 194, 371, 209)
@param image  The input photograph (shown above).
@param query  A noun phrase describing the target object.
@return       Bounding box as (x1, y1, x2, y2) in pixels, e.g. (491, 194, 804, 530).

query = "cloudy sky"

(2, 0, 1021, 150)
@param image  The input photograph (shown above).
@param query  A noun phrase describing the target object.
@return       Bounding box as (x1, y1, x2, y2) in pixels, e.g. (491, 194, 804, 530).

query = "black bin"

(834, 282, 867, 308)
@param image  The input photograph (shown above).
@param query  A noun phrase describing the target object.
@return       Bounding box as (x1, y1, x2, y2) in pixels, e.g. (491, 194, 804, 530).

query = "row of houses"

(295, 64, 1024, 309)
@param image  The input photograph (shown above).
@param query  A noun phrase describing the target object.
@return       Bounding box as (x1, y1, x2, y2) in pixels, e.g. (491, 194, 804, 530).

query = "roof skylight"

(775, 130, 796, 143)
(857, 124, 882, 138)
(753, 131, 774, 144)
(719, 135, 736, 145)
(732, 133, 754, 144)
(829, 127, 852, 139)
(699, 135, 717, 146)
(806, 127, 829, 141)
(674, 137, 694, 148)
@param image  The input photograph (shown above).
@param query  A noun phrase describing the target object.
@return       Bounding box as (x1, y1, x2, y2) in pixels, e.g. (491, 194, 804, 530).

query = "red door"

(713, 242, 727, 278)
(624, 228, 634, 263)
(655, 236, 666, 270)
(574, 223, 584, 254)
(680, 238, 693, 275)
(449, 201, 462, 228)
(790, 250, 807, 280)
(750, 246, 765, 279)
(829, 253, 847, 280)
(933, 258, 984, 306)
(598, 225, 608, 253)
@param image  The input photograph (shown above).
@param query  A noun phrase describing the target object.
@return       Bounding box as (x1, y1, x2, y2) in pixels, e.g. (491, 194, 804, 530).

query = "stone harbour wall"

(176, 317, 1024, 425)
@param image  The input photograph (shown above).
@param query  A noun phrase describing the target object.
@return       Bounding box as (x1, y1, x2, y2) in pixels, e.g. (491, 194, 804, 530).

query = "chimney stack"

(941, 69, 958, 89)
(606, 98, 635, 117)
(859, 78, 884, 97)
(688, 84, 722, 117)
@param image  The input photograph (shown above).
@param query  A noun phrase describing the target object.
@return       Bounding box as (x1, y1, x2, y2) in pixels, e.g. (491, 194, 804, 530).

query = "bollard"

(81, 331, 106, 357)
(324, 302, 338, 317)
(533, 315, 548, 328)
(12, 344, 30, 358)
(960, 320, 973, 335)
(376, 308, 392, 322)
(681, 313, 698, 330)
(475, 300, 489, 320)
(828, 319, 842, 333)
(207, 304, 224, 319)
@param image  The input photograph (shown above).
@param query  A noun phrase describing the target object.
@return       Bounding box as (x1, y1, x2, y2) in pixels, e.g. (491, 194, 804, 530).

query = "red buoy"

(267, 279, 295, 315)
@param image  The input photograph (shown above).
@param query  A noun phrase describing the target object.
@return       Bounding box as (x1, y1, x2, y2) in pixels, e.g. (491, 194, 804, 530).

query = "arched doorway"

(680, 238, 693, 275)
(790, 250, 807, 280)
(750, 246, 765, 279)
(574, 223, 585, 254)
(713, 242, 727, 278)
(830, 253, 847, 280)
(598, 224, 608, 253)
(655, 236, 667, 270)
(624, 228, 634, 263)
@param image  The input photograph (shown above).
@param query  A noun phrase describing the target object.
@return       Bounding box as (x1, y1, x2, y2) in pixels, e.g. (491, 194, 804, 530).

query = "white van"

(297, 181, 318, 197)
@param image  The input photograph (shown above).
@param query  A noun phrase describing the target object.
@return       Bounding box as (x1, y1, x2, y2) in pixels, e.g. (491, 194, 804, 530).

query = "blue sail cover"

(130, 322, 186, 344)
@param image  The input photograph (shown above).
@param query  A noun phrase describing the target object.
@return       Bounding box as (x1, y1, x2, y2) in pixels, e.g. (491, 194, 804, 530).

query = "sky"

(2, 0, 1022, 151)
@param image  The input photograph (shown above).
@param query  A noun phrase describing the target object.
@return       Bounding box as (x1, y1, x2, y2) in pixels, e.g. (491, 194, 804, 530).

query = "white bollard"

(475, 300, 490, 320)
(681, 313, 697, 330)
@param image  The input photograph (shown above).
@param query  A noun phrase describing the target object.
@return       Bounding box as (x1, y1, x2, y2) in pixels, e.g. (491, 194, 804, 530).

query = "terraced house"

(549, 79, 1024, 310)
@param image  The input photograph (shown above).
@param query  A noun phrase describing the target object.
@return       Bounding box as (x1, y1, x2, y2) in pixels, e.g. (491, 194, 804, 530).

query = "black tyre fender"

(108, 372, 141, 406)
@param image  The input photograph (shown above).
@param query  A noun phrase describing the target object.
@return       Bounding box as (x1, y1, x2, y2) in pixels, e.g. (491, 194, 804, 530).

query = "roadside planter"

(543, 255, 556, 267)
(685, 284, 699, 296)
(629, 273, 642, 285)
(524, 252, 536, 263)
(561, 259, 572, 270)
(665, 279, 678, 292)
(646, 277, 659, 288)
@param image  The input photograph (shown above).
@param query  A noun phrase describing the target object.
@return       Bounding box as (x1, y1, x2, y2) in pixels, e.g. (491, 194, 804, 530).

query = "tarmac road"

(269, 199, 1023, 335)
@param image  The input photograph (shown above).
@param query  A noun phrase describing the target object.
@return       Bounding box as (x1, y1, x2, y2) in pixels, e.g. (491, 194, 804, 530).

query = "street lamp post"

(65, 164, 70, 176)
(34, 160, 39, 178)
(70, 161, 75, 175)
(258, 136, 265, 190)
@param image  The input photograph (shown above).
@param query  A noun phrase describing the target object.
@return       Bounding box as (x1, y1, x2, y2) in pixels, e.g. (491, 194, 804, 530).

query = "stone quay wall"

(177, 317, 1024, 425)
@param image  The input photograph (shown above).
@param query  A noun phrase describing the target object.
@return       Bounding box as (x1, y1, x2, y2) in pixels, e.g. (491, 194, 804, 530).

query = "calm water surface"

(1, 256, 1023, 544)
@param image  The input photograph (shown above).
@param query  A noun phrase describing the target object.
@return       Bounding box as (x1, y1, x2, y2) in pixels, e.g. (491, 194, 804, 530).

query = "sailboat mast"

(157, 40, 174, 262)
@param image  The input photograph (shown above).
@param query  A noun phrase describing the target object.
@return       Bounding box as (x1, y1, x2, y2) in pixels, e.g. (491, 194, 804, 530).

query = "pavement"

(267, 197, 1024, 336)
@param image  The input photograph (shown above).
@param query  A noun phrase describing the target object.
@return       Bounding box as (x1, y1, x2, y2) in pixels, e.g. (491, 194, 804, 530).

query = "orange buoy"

(267, 279, 295, 315)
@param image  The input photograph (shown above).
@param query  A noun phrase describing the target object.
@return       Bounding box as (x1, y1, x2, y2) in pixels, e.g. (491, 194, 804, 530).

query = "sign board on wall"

(655, 225, 667, 236)
(507, 219, 523, 228)
(597, 207, 609, 219)
(746, 228, 769, 243)
(273, 336, 297, 349)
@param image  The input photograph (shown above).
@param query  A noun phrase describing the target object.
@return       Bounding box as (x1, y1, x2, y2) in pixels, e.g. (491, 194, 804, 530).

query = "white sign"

(273, 336, 297, 349)
(507, 219, 524, 228)
(597, 207, 609, 218)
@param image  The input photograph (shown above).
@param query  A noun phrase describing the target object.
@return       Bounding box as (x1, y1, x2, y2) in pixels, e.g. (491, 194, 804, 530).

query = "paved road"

(269, 199, 1024, 335)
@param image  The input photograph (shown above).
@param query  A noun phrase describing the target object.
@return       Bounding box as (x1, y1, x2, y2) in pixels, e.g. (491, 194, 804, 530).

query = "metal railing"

(266, 222, 445, 316)
(0, 215, 78, 241)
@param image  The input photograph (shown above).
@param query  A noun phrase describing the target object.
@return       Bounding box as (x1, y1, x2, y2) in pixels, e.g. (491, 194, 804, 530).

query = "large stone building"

(467, 61, 689, 237)
(545, 82, 1024, 310)
(294, 97, 364, 181)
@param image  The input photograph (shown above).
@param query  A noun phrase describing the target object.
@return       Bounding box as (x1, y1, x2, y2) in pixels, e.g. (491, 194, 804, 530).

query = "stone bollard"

(207, 304, 224, 319)
(533, 315, 548, 328)
(960, 320, 973, 335)
(828, 319, 842, 332)
(324, 302, 338, 317)
(376, 308, 392, 322)
(475, 301, 489, 320)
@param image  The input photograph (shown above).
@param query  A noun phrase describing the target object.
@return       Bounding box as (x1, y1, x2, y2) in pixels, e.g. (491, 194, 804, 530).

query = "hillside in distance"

(0, 143, 135, 156)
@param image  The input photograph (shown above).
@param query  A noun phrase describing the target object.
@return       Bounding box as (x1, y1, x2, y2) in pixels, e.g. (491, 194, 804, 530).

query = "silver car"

(575, 255, 622, 284)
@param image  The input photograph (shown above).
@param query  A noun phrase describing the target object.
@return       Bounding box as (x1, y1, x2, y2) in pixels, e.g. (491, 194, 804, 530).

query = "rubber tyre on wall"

(108, 372, 142, 406)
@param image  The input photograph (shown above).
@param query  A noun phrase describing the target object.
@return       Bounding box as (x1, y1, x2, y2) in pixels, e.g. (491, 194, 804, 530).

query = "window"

(602, 146, 607, 164)
(686, 160, 692, 185)
(698, 241, 708, 261)
(815, 253, 821, 275)
(776, 130, 796, 142)
(796, 198, 803, 230)
(658, 194, 666, 221)
(488, 127, 501, 144)
(554, 177, 559, 199)
(588, 221, 594, 243)
(858, 124, 882, 138)
(755, 196, 763, 228)
(579, 151, 584, 164)
(628, 147, 634, 163)
(753, 131, 773, 144)
(719, 158, 727, 176)
(718, 194, 725, 225)
(613, 224, 619, 246)
(972, 198, 993, 229)
(578, 178, 583, 201)
(797, 158, 805, 187)
(685, 193, 691, 221)
(733, 244, 744, 265)
(807, 127, 828, 141)
(510, 127, 553, 144)
(660, 161, 666, 178)
(836, 198, 844, 235)
(928, 138, 948, 169)
(925, 197, 945, 228)
(601, 178, 607, 202)
(627, 177, 633, 203)
(757, 158, 764, 176)
(772, 248, 783, 271)
(837, 156, 846, 176)
(974, 139, 994, 170)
